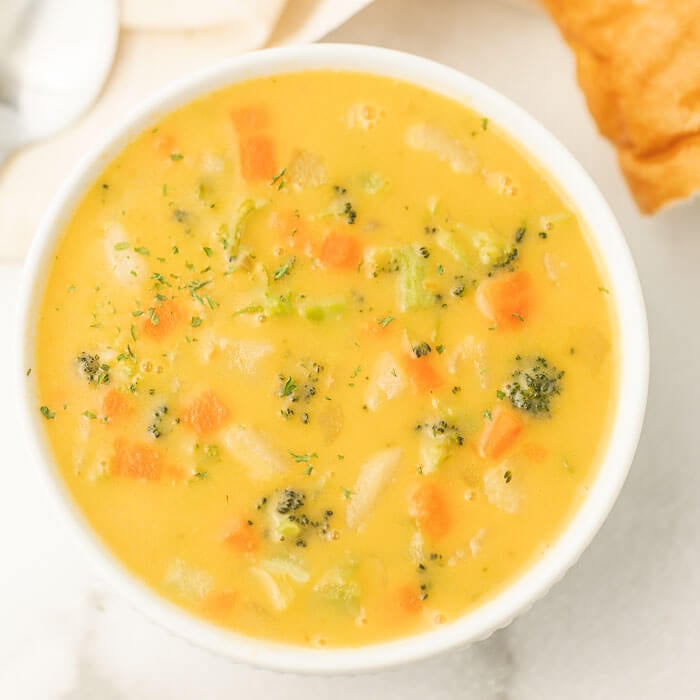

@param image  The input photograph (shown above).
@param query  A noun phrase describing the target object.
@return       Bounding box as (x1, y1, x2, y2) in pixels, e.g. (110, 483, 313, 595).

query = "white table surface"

(2, 1, 699, 697)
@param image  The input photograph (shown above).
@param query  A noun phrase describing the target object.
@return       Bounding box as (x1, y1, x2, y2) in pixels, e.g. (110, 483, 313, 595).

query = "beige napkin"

(0, 0, 374, 261)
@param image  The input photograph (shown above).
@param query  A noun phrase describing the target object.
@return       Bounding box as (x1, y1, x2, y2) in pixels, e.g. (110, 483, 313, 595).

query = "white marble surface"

(2, 0, 700, 697)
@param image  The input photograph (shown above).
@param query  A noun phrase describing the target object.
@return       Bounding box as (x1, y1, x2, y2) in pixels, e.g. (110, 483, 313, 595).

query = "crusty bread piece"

(543, 0, 700, 213)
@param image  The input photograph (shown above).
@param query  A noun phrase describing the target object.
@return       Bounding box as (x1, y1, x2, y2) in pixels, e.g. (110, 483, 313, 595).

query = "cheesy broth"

(34, 72, 615, 647)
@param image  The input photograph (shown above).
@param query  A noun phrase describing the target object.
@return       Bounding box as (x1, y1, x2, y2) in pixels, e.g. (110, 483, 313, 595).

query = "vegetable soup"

(34, 71, 615, 647)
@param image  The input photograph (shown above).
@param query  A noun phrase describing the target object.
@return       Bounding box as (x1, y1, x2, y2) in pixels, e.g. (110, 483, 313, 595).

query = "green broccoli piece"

(505, 356, 563, 415)
(275, 488, 305, 514)
(76, 353, 110, 385)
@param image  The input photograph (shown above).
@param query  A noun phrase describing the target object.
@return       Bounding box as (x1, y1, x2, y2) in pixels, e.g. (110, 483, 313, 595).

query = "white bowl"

(16, 44, 649, 675)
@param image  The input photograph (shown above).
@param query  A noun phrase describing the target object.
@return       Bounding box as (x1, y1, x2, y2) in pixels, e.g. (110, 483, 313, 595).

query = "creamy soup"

(33, 71, 615, 647)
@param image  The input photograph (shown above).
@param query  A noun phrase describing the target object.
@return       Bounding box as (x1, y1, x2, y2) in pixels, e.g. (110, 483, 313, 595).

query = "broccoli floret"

(264, 488, 334, 542)
(417, 420, 464, 445)
(492, 245, 519, 269)
(276, 488, 305, 514)
(505, 356, 563, 415)
(415, 419, 464, 472)
(147, 405, 168, 438)
(412, 342, 432, 358)
(277, 361, 324, 423)
(76, 353, 110, 385)
(344, 201, 357, 225)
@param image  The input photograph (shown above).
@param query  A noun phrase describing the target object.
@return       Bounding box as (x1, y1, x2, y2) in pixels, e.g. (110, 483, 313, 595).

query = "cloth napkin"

(0, 0, 374, 262)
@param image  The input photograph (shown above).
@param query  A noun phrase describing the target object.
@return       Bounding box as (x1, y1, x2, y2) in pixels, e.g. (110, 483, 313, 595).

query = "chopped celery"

(435, 230, 471, 267)
(396, 247, 434, 311)
(365, 245, 434, 310)
(233, 304, 265, 316)
(299, 297, 346, 321)
(275, 516, 301, 540)
(224, 198, 267, 257)
(265, 292, 294, 317)
(234, 293, 293, 318)
(313, 565, 360, 613)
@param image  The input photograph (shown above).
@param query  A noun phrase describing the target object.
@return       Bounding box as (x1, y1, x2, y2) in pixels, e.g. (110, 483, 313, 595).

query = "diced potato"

(200, 150, 226, 174)
(288, 149, 327, 189)
(346, 103, 385, 130)
(471, 230, 507, 266)
(249, 566, 294, 611)
(164, 558, 213, 602)
(346, 447, 402, 529)
(362, 245, 400, 278)
(409, 531, 425, 566)
(103, 223, 145, 283)
(469, 528, 486, 557)
(405, 123, 479, 175)
(543, 251, 568, 283)
(318, 402, 344, 445)
(483, 465, 523, 514)
(200, 333, 273, 375)
(447, 335, 487, 388)
(435, 230, 471, 265)
(482, 170, 516, 196)
(261, 557, 310, 584)
(221, 424, 288, 480)
(418, 433, 450, 473)
(364, 352, 406, 411)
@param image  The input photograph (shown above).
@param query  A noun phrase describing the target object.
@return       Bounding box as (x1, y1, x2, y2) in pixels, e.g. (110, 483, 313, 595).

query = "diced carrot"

(202, 590, 238, 620)
(222, 517, 259, 554)
(153, 133, 176, 157)
(319, 232, 362, 269)
(181, 391, 230, 436)
(164, 464, 186, 480)
(231, 105, 269, 133)
(523, 442, 548, 462)
(403, 355, 443, 393)
(478, 406, 523, 460)
(476, 270, 534, 328)
(111, 439, 163, 480)
(101, 389, 132, 421)
(362, 318, 396, 338)
(141, 299, 182, 341)
(408, 481, 450, 540)
(396, 584, 423, 615)
(239, 134, 277, 182)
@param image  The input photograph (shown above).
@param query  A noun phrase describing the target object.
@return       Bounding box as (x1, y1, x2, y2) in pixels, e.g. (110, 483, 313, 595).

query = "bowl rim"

(16, 43, 649, 675)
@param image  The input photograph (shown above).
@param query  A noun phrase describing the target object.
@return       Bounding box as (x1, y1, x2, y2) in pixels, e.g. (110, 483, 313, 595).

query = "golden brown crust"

(542, 0, 700, 213)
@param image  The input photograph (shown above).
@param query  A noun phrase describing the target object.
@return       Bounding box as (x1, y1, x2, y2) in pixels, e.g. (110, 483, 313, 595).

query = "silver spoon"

(0, 0, 119, 165)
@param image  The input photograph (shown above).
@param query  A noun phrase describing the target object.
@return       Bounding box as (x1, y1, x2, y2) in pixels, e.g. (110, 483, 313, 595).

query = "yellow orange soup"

(34, 72, 615, 647)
